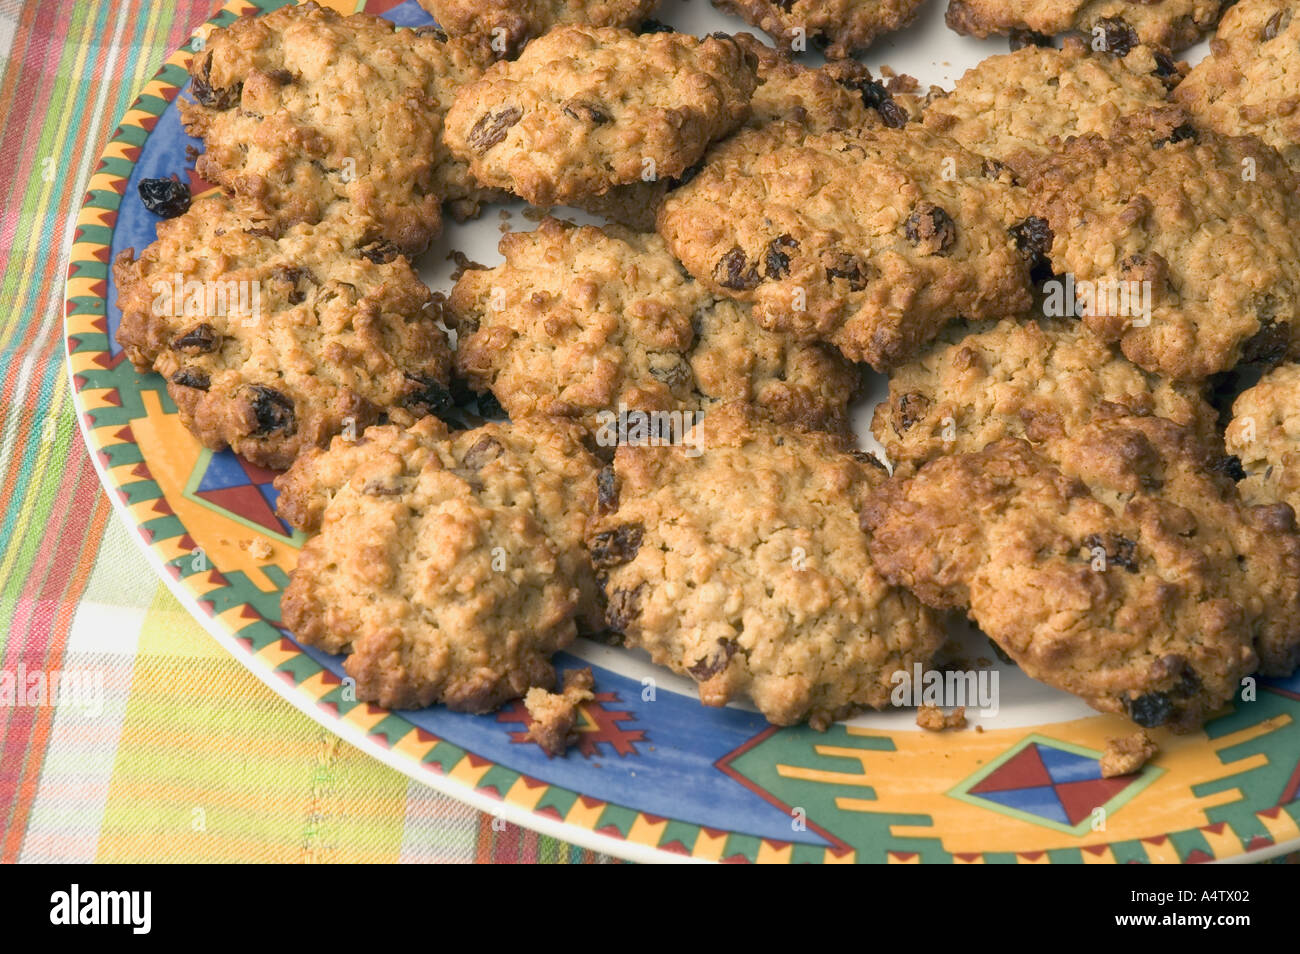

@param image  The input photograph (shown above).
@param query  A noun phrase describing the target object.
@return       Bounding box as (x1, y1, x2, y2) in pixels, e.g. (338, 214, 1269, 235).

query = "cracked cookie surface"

(446, 217, 856, 437)
(181, 2, 494, 256)
(1026, 108, 1300, 382)
(588, 402, 946, 728)
(278, 414, 603, 710)
(1174, 0, 1300, 171)
(443, 27, 756, 207)
(863, 415, 1300, 728)
(657, 121, 1035, 370)
(945, 0, 1227, 53)
(873, 317, 1216, 477)
(922, 39, 1182, 179)
(1226, 362, 1300, 516)
(417, 0, 658, 56)
(113, 194, 452, 471)
(714, 0, 927, 59)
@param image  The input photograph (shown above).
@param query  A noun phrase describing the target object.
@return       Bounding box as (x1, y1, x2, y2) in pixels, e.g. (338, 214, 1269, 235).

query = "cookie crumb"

(1100, 730, 1158, 777)
(522, 205, 547, 222)
(524, 667, 595, 757)
(447, 250, 486, 281)
(917, 704, 967, 731)
(241, 538, 273, 560)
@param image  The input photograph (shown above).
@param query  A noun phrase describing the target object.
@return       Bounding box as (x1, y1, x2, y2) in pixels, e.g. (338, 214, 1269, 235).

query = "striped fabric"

(0, 0, 607, 864)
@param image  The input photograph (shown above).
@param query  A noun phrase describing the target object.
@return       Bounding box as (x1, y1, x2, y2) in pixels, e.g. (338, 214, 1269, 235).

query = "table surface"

(0, 0, 608, 864)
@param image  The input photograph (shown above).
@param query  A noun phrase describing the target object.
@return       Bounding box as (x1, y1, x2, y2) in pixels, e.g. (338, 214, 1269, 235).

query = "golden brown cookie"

(446, 217, 857, 438)
(278, 415, 603, 711)
(589, 403, 946, 728)
(416, 0, 658, 56)
(1026, 108, 1300, 381)
(715, 0, 927, 59)
(657, 121, 1036, 370)
(922, 38, 1183, 179)
(1226, 363, 1300, 516)
(113, 194, 451, 471)
(945, 0, 1227, 53)
(873, 317, 1216, 477)
(181, 2, 495, 255)
(1174, 0, 1300, 171)
(443, 27, 757, 207)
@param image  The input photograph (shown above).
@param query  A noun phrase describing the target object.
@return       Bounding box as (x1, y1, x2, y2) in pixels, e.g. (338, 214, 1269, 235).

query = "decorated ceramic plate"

(65, 0, 1300, 864)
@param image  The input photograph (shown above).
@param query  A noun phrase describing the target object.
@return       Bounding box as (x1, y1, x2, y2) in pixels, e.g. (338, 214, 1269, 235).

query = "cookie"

(1174, 0, 1300, 171)
(714, 0, 927, 59)
(733, 32, 893, 132)
(278, 414, 603, 710)
(446, 217, 857, 437)
(657, 121, 1036, 370)
(443, 27, 757, 207)
(523, 667, 596, 756)
(861, 421, 1289, 730)
(181, 2, 495, 256)
(113, 194, 452, 471)
(873, 317, 1216, 477)
(922, 38, 1182, 179)
(1026, 108, 1300, 381)
(416, 0, 659, 56)
(588, 402, 946, 728)
(1226, 362, 1300, 516)
(945, 0, 1226, 53)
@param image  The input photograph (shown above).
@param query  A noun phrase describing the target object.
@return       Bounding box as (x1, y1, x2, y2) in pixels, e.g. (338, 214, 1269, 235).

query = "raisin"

(605, 583, 645, 632)
(824, 251, 868, 291)
(1175, 667, 1202, 697)
(597, 464, 619, 515)
(413, 25, 449, 41)
(172, 323, 220, 354)
(774, 0, 797, 11)
(1009, 28, 1053, 51)
(637, 19, 675, 34)
(1243, 320, 1290, 365)
(190, 53, 241, 110)
(271, 265, 313, 304)
(247, 385, 295, 434)
(589, 525, 643, 569)
(170, 368, 209, 391)
(981, 157, 1014, 182)
(403, 373, 454, 415)
(359, 240, 400, 264)
(713, 246, 760, 291)
(1262, 11, 1289, 41)
(467, 106, 522, 153)
(841, 75, 908, 128)
(138, 176, 191, 218)
(476, 390, 507, 420)
(1154, 123, 1197, 148)
(1151, 50, 1179, 84)
(562, 101, 609, 124)
(904, 202, 957, 255)
(1128, 691, 1173, 728)
(1009, 216, 1053, 278)
(461, 434, 503, 470)
(264, 68, 293, 85)
(674, 160, 705, 187)
(687, 639, 737, 680)
(892, 391, 932, 434)
(648, 355, 692, 389)
(1083, 533, 1138, 572)
(763, 235, 799, 279)
(1094, 17, 1139, 57)
(1208, 455, 1247, 482)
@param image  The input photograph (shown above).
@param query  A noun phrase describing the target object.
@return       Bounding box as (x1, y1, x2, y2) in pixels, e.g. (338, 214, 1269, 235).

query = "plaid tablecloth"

(0, 0, 606, 864)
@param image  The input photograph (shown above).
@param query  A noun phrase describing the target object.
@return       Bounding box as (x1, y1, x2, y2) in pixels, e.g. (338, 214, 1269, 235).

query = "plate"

(65, 0, 1300, 863)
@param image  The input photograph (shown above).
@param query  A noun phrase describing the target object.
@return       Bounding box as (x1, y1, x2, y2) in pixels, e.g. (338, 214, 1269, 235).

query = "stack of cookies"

(115, 0, 1300, 755)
